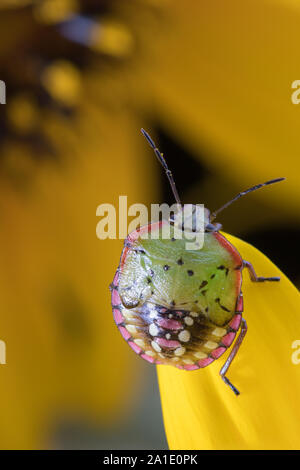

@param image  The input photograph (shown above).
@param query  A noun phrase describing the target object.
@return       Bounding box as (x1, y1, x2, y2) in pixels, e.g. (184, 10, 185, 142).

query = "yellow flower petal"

(158, 233, 300, 450)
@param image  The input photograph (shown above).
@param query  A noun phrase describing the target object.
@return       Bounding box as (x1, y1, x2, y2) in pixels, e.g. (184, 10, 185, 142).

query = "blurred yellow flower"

(0, 106, 157, 448)
(34, 0, 78, 24)
(41, 60, 82, 107)
(0, 1, 161, 449)
(90, 18, 134, 57)
(158, 234, 300, 450)
(131, 0, 300, 214)
(0, 0, 31, 9)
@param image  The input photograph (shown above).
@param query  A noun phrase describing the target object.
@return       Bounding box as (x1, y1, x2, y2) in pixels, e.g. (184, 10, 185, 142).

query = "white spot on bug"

(151, 340, 162, 352)
(134, 339, 145, 348)
(123, 309, 134, 319)
(168, 314, 173, 319)
(148, 304, 157, 317)
(149, 323, 159, 337)
(204, 340, 219, 350)
(126, 325, 137, 335)
(178, 330, 191, 343)
(145, 350, 156, 357)
(183, 359, 194, 365)
(190, 311, 199, 317)
(174, 346, 186, 356)
(184, 316, 194, 326)
(193, 351, 207, 359)
(171, 357, 180, 362)
(165, 333, 171, 340)
(212, 327, 227, 337)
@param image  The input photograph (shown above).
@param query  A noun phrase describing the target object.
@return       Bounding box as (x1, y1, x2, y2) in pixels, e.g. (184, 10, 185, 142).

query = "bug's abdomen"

(111, 270, 243, 371)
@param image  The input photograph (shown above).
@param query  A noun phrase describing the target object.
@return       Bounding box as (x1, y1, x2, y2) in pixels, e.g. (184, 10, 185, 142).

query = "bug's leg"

(243, 260, 280, 282)
(219, 318, 247, 396)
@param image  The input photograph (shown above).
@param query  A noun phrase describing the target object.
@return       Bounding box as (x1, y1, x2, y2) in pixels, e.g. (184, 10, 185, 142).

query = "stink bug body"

(110, 129, 285, 395)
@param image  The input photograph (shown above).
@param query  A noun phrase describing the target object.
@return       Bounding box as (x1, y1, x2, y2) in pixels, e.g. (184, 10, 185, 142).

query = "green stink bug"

(110, 129, 284, 395)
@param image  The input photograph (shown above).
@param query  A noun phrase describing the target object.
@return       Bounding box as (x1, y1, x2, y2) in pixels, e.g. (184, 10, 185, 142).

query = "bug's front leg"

(243, 260, 280, 282)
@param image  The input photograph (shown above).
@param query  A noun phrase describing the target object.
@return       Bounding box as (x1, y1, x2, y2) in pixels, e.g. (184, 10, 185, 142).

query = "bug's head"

(172, 205, 222, 233)
(141, 128, 285, 230)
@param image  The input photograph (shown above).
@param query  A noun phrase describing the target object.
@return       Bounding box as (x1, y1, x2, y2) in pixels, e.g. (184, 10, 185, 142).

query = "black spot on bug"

(234, 265, 242, 270)
(195, 300, 198, 303)
(210, 274, 215, 279)
(151, 291, 154, 295)
(147, 277, 152, 284)
(199, 280, 208, 289)
(164, 265, 170, 271)
(134, 248, 146, 255)
(171, 237, 176, 242)
(170, 300, 176, 307)
(215, 297, 231, 312)
(221, 305, 230, 312)
(205, 307, 209, 313)
(149, 269, 155, 277)
(201, 290, 207, 296)
(225, 268, 229, 276)
(187, 270, 194, 276)
(217, 265, 225, 270)
(177, 258, 184, 265)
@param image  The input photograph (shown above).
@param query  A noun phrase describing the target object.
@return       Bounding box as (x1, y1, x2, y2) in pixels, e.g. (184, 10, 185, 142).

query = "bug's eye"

(119, 292, 140, 309)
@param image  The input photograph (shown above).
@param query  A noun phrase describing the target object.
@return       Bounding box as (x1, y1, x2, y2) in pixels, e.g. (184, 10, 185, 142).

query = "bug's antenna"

(211, 178, 286, 221)
(141, 128, 182, 206)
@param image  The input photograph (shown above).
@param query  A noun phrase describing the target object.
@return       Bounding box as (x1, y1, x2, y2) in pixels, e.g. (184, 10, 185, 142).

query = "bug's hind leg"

(219, 318, 247, 396)
(243, 260, 280, 282)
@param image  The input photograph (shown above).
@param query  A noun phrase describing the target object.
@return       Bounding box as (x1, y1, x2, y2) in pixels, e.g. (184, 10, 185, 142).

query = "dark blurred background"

(0, 0, 298, 449)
